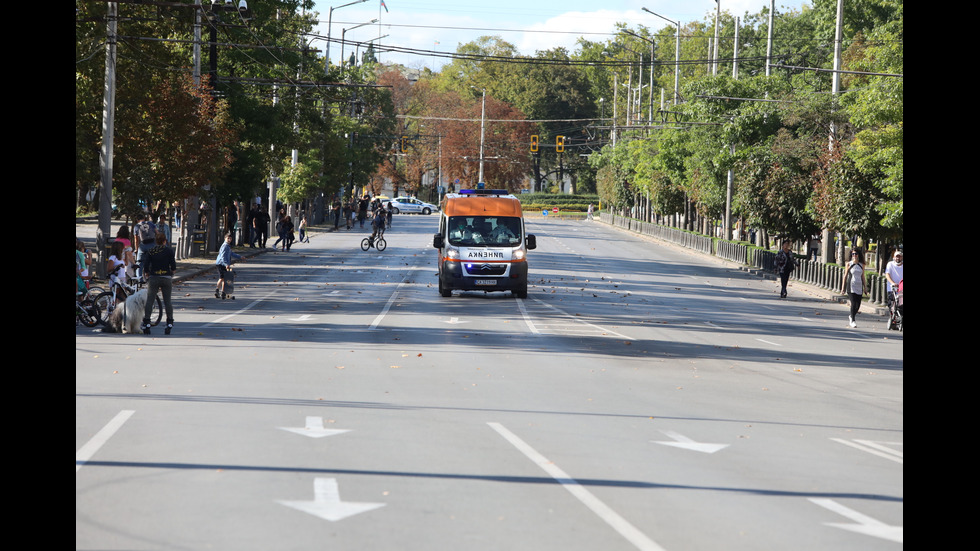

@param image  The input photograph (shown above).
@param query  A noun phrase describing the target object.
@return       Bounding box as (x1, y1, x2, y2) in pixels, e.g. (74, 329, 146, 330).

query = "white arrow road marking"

(808, 498, 903, 543)
(289, 314, 313, 321)
(76, 410, 135, 473)
(652, 430, 729, 454)
(443, 317, 467, 324)
(489, 422, 666, 551)
(279, 416, 350, 438)
(277, 478, 385, 522)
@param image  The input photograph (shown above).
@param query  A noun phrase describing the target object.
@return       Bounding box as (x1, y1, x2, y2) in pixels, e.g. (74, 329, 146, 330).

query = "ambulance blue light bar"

(459, 189, 508, 196)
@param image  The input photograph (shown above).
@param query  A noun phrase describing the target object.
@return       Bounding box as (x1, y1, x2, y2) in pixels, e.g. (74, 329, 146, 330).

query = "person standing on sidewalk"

(774, 240, 797, 298)
(841, 249, 867, 327)
(140, 231, 176, 335)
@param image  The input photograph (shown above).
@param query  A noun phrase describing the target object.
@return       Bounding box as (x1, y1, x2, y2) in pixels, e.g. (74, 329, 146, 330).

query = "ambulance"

(432, 189, 537, 298)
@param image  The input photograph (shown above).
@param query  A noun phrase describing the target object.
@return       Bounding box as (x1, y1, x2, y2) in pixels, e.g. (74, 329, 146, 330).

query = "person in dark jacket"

(774, 240, 797, 299)
(139, 231, 177, 335)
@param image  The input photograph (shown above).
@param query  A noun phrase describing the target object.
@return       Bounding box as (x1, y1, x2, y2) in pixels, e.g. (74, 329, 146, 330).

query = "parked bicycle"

(76, 291, 101, 328)
(93, 277, 163, 327)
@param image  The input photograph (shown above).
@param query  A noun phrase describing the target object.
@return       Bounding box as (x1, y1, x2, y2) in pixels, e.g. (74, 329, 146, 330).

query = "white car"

(385, 196, 438, 215)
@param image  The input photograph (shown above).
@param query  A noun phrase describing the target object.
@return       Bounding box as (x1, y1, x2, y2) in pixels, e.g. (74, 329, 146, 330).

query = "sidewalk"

(75, 216, 342, 284)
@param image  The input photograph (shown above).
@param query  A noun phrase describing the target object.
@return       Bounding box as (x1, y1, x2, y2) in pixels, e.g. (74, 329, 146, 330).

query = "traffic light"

(530, 135, 539, 152)
(556, 135, 565, 153)
(400, 136, 408, 152)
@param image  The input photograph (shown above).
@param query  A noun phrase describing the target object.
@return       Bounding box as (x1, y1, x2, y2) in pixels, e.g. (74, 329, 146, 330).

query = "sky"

(309, 0, 813, 72)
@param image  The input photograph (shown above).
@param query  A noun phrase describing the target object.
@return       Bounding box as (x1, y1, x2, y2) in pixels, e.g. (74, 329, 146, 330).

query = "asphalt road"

(76, 214, 903, 551)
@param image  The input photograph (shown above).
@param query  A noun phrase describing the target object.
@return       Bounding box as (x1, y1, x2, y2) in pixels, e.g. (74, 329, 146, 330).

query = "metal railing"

(599, 212, 890, 306)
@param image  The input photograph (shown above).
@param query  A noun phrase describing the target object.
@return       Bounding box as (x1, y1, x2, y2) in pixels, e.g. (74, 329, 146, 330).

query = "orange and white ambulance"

(432, 189, 537, 298)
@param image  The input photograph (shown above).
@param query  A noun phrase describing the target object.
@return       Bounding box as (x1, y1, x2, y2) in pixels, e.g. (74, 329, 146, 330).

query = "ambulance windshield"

(447, 216, 522, 247)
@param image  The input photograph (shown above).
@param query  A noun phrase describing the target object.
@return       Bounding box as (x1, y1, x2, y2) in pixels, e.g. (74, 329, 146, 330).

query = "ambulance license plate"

(475, 279, 495, 286)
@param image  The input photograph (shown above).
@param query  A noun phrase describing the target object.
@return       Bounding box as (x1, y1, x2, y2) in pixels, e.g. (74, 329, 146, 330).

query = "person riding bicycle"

(369, 207, 386, 244)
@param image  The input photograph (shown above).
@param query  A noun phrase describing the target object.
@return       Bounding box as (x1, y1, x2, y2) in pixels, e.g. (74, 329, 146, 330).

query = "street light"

(642, 7, 680, 106)
(341, 19, 377, 71)
(325, 0, 369, 72)
(470, 87, 486, 184)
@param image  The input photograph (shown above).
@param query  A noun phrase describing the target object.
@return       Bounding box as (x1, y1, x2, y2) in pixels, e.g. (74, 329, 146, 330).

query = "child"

(214, 232, 245, 299)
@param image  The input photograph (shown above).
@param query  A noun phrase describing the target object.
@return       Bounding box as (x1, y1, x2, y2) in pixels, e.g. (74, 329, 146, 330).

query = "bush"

(516, 193, 599, 212)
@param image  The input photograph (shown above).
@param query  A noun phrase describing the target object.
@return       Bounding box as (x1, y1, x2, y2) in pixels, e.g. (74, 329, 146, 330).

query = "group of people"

(332, 194, 393, 232)
(774, 239, 904, 328)
(75, 212, 177, 335)
(243, 203, 309, 251)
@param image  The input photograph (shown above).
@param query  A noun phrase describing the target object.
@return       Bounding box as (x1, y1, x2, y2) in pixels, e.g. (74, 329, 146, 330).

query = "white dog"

(103, 289, 148, 334)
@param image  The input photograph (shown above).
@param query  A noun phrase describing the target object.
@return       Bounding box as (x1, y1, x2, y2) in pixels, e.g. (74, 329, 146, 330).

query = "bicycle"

(361, 226, 387, 251)
(76, 291, 101, 328)
(93, 277, 163, 327)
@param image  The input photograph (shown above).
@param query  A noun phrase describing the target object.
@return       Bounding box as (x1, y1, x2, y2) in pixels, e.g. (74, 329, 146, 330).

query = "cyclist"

(368, 207, 386, 245)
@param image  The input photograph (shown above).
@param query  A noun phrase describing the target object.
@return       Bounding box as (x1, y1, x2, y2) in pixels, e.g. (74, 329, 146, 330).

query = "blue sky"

(310, 0, 813, 71)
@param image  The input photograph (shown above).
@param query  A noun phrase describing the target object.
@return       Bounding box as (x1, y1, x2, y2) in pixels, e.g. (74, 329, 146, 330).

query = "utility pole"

(97, 1, 118, 277)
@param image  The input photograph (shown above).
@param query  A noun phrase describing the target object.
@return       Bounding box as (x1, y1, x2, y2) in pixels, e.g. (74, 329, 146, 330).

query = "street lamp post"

(341, 19, 377, 71)
(469, 87, 486, 184)
(326, 0, 368, 73)
(642, 7, 680, 106)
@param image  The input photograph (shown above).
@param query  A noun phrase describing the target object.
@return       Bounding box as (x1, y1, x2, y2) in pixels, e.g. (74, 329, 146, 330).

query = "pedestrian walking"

(283, 215, 295, 251)
(273, 210, 287, 250)
(841, 248, 867, 327)
(774, 240, 796, 298)
(299, 216, 309, 243)
(140, 231, 176, 335)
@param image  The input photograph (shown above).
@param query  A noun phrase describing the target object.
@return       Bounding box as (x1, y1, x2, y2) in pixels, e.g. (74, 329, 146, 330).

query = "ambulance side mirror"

(526, 234, 536, 250)
(433, 234, 444, 248)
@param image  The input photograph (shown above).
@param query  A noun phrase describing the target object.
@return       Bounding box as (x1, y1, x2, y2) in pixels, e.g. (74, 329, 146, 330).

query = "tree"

(114, 73, 237, 217)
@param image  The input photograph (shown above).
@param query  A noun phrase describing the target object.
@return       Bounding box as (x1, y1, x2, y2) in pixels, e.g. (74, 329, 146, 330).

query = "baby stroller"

(887, 280, 902, 331)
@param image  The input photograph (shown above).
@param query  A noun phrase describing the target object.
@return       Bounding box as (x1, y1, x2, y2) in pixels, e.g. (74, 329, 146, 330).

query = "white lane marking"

(830, 438, 903, 464)
(516, 298, 540, 334)
(202, 290, 277, 327)
(76, 410, 134, 473)
(530, 297, 634, 340)
(488, 422, 667, 551)
(369, 290, 399, 330)
(808, 498, 903, 543)
(756, 338, 782, 346)
(368, 255, 428, 330)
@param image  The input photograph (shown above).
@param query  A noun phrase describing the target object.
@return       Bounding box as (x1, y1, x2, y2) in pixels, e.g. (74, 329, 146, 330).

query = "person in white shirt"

(885, 250, 903, 308)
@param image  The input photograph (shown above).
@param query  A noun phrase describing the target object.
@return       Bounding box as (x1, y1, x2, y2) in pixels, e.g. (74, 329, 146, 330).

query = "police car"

(384, 196, 438, 215)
